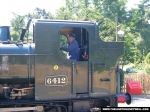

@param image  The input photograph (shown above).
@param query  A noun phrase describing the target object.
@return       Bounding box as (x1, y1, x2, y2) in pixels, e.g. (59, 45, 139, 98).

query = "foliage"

(146, 67, 150, 74)
(60, 34, 68, 58)
(10, 7, 54, 41)
(55, 0, 95, 20)
(11, 15, 25, 32)
(144, 52, 150, 74)
(26, 7, 54, 19)
(10, 30, 20, 41)
(10, 14, 26, 41)
(144, 52, 150, 64)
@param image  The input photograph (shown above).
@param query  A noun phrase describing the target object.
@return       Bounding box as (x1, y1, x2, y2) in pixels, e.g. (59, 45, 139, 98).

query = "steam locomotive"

(0, 19, 131, 112)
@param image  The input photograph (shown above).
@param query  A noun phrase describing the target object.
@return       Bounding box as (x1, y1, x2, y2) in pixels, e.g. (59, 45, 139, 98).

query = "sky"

(0, 0, 141, 26)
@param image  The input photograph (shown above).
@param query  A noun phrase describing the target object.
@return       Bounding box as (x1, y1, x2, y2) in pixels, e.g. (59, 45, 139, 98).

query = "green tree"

(25, 7, 54, 19)
(10, 7, 54, 41)
(56, 0, 95, 20)
(10, 14, 26, 41)
(130, 0, 150, 64)
(144, 52, 150, 74)
(10, 30, 20, 41)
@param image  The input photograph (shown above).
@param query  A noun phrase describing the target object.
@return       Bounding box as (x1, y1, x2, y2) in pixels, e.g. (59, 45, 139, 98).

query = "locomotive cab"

(0, 19, 131, 112)
(34, 20, 131, 106)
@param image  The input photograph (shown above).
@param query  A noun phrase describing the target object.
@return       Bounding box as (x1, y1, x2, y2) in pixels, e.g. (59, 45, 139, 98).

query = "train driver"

(60, 33, 79, 61)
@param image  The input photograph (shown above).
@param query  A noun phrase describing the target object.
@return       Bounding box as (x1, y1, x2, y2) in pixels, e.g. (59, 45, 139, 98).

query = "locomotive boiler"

(0, 19, 131, 112)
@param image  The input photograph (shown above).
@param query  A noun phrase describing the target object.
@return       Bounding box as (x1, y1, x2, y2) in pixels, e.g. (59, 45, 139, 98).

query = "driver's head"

(67, 33, 76, 42)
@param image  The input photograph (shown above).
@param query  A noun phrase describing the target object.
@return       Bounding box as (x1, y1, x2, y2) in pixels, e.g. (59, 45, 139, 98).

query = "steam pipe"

(4, 92, 15, 100)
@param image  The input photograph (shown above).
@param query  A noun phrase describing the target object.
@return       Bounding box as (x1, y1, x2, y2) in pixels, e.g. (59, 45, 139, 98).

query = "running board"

(0, 106, 43, 112)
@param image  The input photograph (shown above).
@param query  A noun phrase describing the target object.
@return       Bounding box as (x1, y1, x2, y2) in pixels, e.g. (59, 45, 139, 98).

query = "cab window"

(60, 27, 89, 61)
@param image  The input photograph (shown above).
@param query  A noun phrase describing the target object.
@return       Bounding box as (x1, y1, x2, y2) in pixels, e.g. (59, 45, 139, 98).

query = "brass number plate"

(45, 75, 68, 86)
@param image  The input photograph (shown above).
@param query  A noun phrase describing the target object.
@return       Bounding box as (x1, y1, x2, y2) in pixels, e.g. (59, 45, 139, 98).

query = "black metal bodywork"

(0, 20, 130, 111)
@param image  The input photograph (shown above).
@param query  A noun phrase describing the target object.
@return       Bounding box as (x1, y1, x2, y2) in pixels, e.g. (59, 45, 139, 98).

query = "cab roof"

(36, 19, 97, 24)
